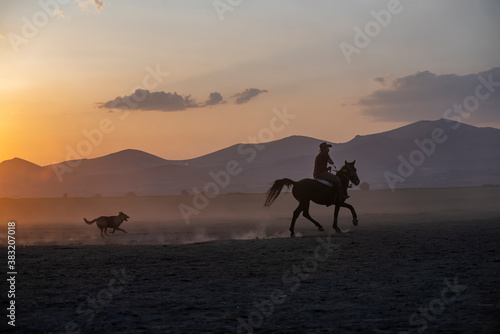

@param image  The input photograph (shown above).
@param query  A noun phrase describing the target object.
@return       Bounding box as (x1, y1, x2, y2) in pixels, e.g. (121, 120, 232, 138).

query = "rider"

(313, 142, 348, 202)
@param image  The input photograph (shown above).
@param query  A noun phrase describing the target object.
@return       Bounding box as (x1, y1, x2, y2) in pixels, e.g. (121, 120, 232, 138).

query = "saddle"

(315, 179, 333, 188)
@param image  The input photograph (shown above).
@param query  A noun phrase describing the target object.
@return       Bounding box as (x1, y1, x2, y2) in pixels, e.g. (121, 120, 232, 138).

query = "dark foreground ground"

(4, 218, 499, 334)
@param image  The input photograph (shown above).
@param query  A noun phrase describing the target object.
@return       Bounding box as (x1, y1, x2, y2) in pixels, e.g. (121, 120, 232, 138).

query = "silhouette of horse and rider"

(265, 142, 360, 237)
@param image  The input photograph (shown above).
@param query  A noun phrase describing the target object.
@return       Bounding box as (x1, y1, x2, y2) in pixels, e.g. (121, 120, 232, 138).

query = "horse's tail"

(84, 218, 96, 225)
(264, 178, 295, 207)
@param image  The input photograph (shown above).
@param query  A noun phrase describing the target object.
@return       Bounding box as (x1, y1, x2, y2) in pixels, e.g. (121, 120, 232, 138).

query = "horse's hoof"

(353, 218, 358, 226)
(319, 226, 324, 232)
(290, 233, 296, 238)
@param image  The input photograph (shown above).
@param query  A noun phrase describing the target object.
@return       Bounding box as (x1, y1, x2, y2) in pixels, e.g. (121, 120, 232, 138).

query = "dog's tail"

(84, 218, 96, 225)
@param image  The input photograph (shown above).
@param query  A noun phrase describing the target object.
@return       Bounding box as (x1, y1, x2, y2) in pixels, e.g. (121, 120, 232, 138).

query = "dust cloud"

(1, 187, 499, 246)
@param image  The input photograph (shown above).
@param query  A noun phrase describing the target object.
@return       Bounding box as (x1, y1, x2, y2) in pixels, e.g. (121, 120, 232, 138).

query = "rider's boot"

(338, 189, 349, 202)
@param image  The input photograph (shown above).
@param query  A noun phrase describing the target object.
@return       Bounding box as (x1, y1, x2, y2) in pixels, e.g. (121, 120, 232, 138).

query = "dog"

(84, 212, 130, 237)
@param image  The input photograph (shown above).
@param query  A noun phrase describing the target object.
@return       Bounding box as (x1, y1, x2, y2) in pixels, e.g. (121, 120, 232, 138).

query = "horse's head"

(338, 160, 360, 186)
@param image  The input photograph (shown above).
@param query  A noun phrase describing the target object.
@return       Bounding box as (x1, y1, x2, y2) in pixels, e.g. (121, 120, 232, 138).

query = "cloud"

(357, 67, 500, 123)
(204, 92, 225, 106)
(93, 0, 104, 10)
(232, 88, 268, 104)
(54, 9, 70, 19)
(77, 0, 104, 11)
(99, 88, 267, 112)
(99, 89, 198, 112)
(373, 77, 386, 85)
(0, 33, 5, 39)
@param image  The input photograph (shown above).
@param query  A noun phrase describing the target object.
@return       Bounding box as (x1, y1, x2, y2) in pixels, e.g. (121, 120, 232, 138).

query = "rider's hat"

(319, 142, 332, 151)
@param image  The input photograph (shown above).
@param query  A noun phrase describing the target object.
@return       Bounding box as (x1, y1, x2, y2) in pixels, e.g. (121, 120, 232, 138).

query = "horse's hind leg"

(289, 202, 305, 237)
(302, 201, 324, 232)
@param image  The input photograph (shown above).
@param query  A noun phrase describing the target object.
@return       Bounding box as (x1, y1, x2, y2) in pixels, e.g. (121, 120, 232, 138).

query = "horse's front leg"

(333, 204, 341, 232)
(339, 202, 358, 226)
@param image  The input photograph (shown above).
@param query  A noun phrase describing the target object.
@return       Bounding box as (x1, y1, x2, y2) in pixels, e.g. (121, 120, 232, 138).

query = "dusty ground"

(1, 187, 499, 333)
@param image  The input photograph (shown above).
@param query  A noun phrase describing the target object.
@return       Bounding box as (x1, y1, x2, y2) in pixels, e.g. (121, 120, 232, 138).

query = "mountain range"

(1, 119, 499, 198)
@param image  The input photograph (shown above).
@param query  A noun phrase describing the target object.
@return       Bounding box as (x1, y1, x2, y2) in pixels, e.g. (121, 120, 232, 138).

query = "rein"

(336, 167, 353, 188)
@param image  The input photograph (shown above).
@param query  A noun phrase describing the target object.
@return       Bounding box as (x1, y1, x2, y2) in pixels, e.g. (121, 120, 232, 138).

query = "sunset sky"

(1, 0, 499, 166)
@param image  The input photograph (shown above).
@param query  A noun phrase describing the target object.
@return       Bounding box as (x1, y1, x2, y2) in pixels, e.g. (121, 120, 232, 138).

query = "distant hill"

(50, 149, 175, 177)
(1, 119, 499, 198)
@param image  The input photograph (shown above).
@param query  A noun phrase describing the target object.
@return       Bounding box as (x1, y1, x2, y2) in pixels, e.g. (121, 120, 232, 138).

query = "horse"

(264, 160, 360, 237)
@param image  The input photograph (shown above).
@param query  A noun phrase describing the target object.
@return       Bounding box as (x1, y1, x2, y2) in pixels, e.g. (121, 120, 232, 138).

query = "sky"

(1, 0, 499, 166)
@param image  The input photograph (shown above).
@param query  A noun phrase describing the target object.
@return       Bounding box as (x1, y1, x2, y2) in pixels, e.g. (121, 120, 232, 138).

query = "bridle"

(336, 163, 358, 187)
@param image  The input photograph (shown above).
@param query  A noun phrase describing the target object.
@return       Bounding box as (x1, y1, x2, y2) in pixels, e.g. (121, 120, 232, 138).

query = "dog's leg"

(115, 227, 128, 234)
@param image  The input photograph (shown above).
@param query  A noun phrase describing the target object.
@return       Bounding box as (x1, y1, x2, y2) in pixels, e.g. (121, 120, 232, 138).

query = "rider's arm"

(327, 153, 333, 165)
